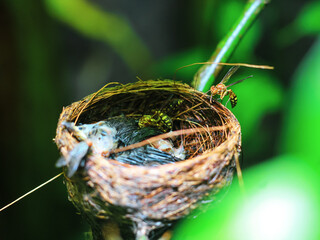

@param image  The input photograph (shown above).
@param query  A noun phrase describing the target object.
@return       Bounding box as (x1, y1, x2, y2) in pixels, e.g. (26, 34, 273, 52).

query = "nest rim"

(55, 79, 241, 223)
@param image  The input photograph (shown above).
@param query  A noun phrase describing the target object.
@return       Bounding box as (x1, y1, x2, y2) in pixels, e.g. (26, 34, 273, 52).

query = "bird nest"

(55, 79, 241, 239)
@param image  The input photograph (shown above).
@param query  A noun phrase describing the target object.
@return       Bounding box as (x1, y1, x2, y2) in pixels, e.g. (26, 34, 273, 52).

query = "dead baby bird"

(56, 116, 186, 177)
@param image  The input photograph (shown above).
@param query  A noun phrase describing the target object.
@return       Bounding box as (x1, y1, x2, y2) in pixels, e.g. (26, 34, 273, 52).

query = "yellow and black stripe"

(138, 110, 173, 132)
(229, 91, 238, 108)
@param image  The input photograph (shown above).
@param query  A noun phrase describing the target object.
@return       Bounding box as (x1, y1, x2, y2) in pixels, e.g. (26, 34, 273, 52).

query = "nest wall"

(55, 80, 241, 236)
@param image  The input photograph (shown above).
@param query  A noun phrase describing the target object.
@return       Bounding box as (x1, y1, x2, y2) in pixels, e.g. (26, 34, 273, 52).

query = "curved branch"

(192, 0, 271, 92)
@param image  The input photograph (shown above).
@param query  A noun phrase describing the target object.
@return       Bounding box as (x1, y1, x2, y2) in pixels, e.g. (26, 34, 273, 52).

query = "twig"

(0, 172, 63, 212)
(111, 125, 230, 154)
(192, 0, 271, 92)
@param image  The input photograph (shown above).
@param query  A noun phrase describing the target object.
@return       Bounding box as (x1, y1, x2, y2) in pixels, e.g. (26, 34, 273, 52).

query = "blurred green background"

(1, 0, 319, 239)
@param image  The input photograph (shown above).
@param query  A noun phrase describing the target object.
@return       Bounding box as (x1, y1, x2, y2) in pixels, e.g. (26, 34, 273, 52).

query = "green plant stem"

(192, 0, 270, 92)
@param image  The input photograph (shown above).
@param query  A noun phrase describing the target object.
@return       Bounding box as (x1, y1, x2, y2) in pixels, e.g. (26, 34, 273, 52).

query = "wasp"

(138, 110, 173, 133)
(210, 66, 252, 108)
(138, 98, 184, 132)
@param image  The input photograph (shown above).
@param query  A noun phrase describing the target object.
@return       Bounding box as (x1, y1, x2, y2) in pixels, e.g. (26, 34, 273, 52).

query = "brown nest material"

(55, 79, 241, 240)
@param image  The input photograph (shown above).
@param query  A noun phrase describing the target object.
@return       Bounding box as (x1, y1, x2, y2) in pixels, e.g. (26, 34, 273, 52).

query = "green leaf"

(172, 155, 320, 240)
(44, 0, 152, 71)
(295, 1, 320, 34)
(280, 35, 320, 169)
(277, 1, 320, 46)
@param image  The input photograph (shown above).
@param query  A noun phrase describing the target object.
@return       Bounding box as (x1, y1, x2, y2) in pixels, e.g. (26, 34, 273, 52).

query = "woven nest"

(55, 79, 241, 239)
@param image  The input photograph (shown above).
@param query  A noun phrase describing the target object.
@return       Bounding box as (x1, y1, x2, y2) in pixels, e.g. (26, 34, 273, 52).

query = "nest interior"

(55, 79, 241, 238)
